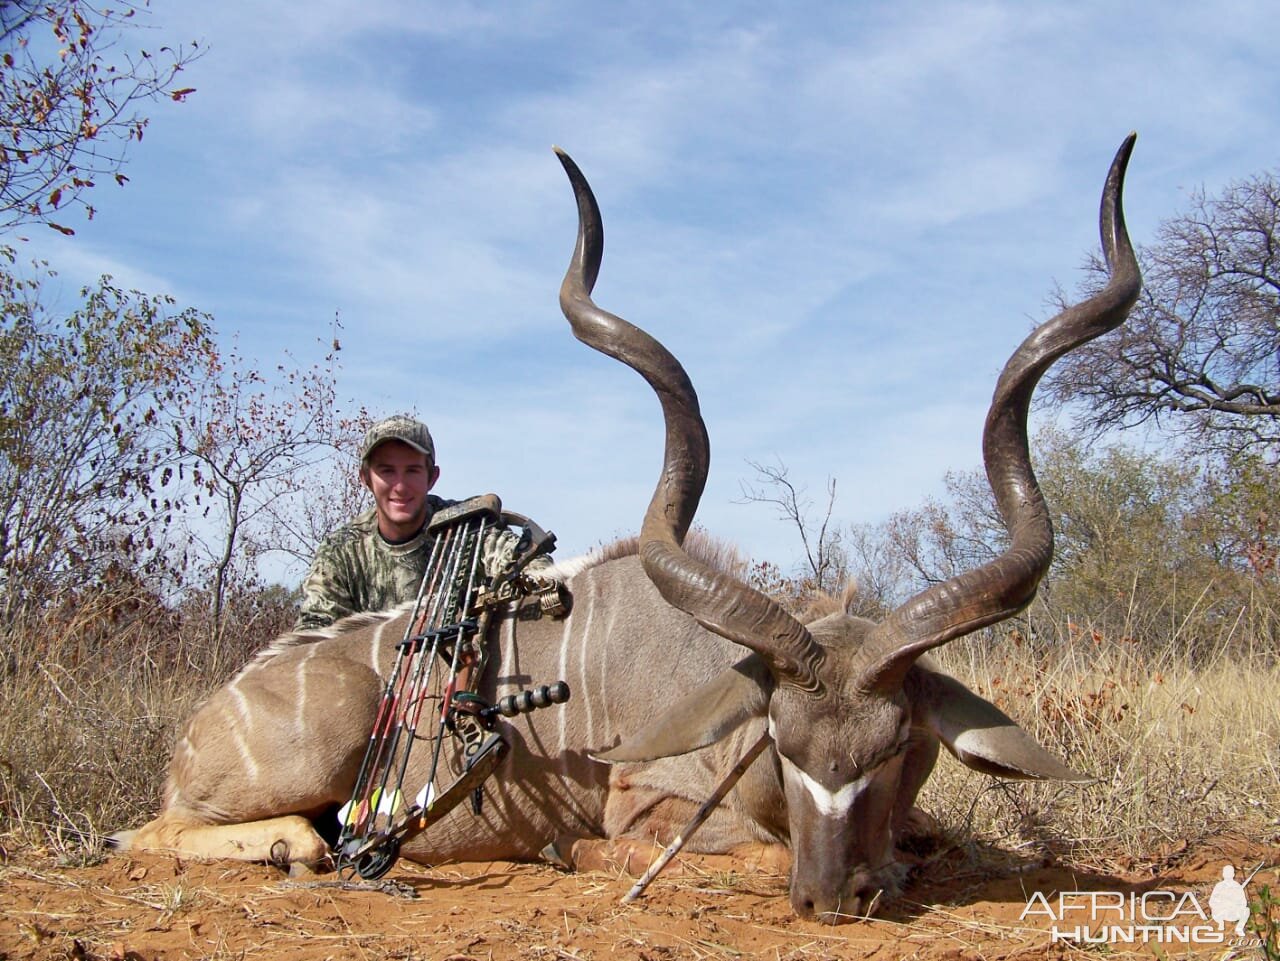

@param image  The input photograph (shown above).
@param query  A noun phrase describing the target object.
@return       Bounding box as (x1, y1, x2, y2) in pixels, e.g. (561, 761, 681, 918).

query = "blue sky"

(19, 0, 1280, 582)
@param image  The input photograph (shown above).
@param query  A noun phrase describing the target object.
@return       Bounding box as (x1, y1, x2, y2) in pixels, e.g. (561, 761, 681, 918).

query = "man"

(295, 415, 552, 631)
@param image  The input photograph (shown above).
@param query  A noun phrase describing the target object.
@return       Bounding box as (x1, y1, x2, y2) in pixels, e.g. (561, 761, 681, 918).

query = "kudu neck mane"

(540, 530, 750, 584)
(549, 533, 861, 625)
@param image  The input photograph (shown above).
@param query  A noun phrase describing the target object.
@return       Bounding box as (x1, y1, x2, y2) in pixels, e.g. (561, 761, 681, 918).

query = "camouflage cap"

(360, 415, 436, 463)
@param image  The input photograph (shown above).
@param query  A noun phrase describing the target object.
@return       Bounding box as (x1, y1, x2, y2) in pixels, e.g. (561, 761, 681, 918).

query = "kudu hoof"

(539, 838, 574, 871)
(542, 836, 655, 877)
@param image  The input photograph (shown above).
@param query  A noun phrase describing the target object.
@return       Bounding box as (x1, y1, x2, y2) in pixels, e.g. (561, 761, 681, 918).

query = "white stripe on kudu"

(781, 756, 873, 818)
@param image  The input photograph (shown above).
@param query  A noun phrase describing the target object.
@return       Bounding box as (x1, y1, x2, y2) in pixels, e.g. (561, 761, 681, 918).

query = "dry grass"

(924, 618, 1280, 862)
(0, 587, 294, 857)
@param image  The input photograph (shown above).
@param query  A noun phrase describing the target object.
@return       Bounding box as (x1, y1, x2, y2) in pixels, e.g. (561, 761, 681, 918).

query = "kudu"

(118, 136, 1140, 924)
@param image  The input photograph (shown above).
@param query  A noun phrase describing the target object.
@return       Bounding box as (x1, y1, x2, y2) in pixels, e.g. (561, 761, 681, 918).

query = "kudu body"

(121, 138, 1140, 923)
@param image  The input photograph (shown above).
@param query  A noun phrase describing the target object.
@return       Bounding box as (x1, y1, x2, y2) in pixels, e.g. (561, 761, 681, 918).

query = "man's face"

(361, 440, 440, 541)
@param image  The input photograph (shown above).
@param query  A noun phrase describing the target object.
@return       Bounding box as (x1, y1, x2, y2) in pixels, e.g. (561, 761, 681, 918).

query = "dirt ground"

(2, 835, 1275, 961)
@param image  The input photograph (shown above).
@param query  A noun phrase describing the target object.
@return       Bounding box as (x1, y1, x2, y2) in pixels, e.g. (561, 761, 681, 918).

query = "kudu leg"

(551, 833, 789, 879)
(547, 755, 786, 877)
(122, 652, 383, 865)
(893, 733, 942, 843)
(125, 812, 331, 865)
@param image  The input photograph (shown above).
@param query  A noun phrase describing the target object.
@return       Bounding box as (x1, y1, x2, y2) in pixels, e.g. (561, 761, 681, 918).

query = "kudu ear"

(909, 665, 1092, 783)
(592, 655, 772, 763)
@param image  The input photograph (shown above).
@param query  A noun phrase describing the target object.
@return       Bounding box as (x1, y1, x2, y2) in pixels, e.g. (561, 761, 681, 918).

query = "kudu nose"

(792, 881, 882, 925)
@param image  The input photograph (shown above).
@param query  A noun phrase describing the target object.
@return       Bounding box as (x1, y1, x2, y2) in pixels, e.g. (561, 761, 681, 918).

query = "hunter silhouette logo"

(1209, 864, 1251, 937)
(1021, 862, 1264, 946)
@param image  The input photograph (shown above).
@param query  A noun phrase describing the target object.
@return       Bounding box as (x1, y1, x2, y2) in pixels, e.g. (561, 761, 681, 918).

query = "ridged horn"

(857, 133, 1142, 693)
(554, 147, 825, 692)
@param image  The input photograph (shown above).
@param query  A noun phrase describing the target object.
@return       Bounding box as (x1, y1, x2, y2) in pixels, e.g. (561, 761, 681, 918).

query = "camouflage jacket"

(294, 494, 553, 632)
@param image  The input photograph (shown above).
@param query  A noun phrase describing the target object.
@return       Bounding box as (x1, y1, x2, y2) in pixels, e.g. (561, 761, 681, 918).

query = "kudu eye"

(834, 757, 865, 781)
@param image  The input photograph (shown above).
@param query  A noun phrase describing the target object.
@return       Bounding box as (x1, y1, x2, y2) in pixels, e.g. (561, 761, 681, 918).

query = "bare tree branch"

(1041, 170, 1280, 458)
(738, 457, 846, 595)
